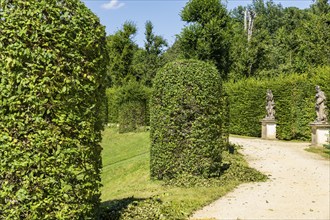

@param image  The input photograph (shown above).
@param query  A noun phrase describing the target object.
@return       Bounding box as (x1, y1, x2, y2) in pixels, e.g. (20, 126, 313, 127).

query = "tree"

(132, 21, 167, 87)
(228, 0, 330, 79)
(144, 21, 168, 56)
(228, 20, 252, 79)
(292, 11, 330, 70)
(0, 0, 108, 218)
(162, 39, 185, 64)
(107, 21, 138, 87)
(241, 0, 285, 78)
(311, 0, 330, 14)
(177, 0, 231, 80)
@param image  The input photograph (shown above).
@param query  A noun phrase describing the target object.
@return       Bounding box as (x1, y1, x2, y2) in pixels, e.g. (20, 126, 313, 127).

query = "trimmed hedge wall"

(0, 1, 107, 219)
(106, 80, 151, 133)
(225, 66, 330, 140)
(106, 87, 119, 124)
(150, 59, 228, 183)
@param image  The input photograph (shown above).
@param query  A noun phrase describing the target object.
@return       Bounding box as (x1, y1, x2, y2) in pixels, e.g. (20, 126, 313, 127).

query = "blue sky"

(82, 0, 314, 48)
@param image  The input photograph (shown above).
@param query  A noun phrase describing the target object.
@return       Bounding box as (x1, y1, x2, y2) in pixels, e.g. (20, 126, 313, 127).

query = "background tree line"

(105, 0, 329, 132)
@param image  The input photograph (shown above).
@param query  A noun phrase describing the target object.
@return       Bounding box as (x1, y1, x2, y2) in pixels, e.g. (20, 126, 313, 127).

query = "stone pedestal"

(310, 122, 330, 146)
(260, 118, 277, 140)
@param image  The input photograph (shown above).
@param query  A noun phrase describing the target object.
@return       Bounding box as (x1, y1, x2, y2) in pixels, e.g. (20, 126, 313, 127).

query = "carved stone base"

(260, 118, 277, 140)
(310, 122, 330, 146)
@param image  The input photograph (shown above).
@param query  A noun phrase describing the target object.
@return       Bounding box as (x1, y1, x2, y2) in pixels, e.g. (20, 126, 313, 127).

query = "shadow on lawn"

(99, 197, 147, 220)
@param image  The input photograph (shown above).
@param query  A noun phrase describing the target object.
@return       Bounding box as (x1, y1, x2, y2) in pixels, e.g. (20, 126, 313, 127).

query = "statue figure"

(265, 89, 275, 119)
(315, 85, 327, 123)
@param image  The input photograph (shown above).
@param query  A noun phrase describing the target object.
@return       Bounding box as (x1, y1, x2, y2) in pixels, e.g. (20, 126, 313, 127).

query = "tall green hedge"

(106, 87, 119, 124)
(106, 80, 150, 133)
(225, 66, 330, 140)
(150, 59, 228, 183)
(117, 80, 150, 133)
(0, 1, 108, 219)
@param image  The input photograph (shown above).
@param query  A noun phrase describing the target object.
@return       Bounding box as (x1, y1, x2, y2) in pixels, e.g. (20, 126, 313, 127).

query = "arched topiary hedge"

(150, 59, 228, 184)
(0, 1, 108, 218)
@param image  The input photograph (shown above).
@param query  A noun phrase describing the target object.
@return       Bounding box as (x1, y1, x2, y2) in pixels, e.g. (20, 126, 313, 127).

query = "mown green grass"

(305, 146, 330, 160)
(100, 127, 265, 219)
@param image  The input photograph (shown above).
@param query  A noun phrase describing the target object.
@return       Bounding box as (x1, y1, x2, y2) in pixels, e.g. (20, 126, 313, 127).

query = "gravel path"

(191, 137, 330, 220)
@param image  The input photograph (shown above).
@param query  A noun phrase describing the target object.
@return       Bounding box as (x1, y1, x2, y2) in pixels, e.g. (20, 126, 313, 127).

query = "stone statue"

(315, 85, 327, 123)
(265, 89, 275, 119)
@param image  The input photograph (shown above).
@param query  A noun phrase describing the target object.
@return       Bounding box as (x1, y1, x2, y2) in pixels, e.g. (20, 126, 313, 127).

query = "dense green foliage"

(105, 80, 150, 133)
(229, 0, 330, 79)
(225, 66, 330, 140)
(0, 1, 107, 218)
(178, 0, 231, 80)
(106, 1, 329, 137)
(131, 21, 167, 87)
(166, 0, 330, 81)
(117, 80, 150, 133)
(106, 0, 329, 83)
(106, 87, 119, 124)
(107, 21, 167, 88)
(107, 22, 138, 87)
(150, 59, 228, 183)
(100, 128, 266, 220)
(106, 21, 166, 133)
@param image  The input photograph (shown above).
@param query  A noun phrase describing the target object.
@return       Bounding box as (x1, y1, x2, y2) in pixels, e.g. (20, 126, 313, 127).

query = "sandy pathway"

(191, 137, 330, 220)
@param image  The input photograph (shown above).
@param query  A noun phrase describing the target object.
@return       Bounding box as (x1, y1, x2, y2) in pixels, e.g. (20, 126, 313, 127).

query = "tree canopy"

(167, 0, 330, 81)
(177, 0, 231, 80)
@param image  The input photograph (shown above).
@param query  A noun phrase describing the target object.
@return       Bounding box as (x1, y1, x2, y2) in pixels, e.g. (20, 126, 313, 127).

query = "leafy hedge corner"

(0, 1, 108, 219)
(150, 59, 229, 185)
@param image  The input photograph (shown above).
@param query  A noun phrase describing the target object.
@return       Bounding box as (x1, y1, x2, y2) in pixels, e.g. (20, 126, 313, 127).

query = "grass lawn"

(100, 127, 265, 219)
(305, 146, 330, 160)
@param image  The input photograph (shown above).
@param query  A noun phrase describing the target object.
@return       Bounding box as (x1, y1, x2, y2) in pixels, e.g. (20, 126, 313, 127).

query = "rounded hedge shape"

(150, 59, 226, 182)
(0, 1, 108, 219)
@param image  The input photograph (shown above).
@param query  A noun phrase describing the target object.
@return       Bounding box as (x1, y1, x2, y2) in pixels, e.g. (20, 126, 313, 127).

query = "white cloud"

(102, 0, 125, 10)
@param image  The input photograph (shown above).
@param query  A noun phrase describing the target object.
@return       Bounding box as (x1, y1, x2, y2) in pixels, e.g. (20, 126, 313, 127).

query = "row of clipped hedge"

(106, 80, 151, 133)
(225, 66, 330, 140)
